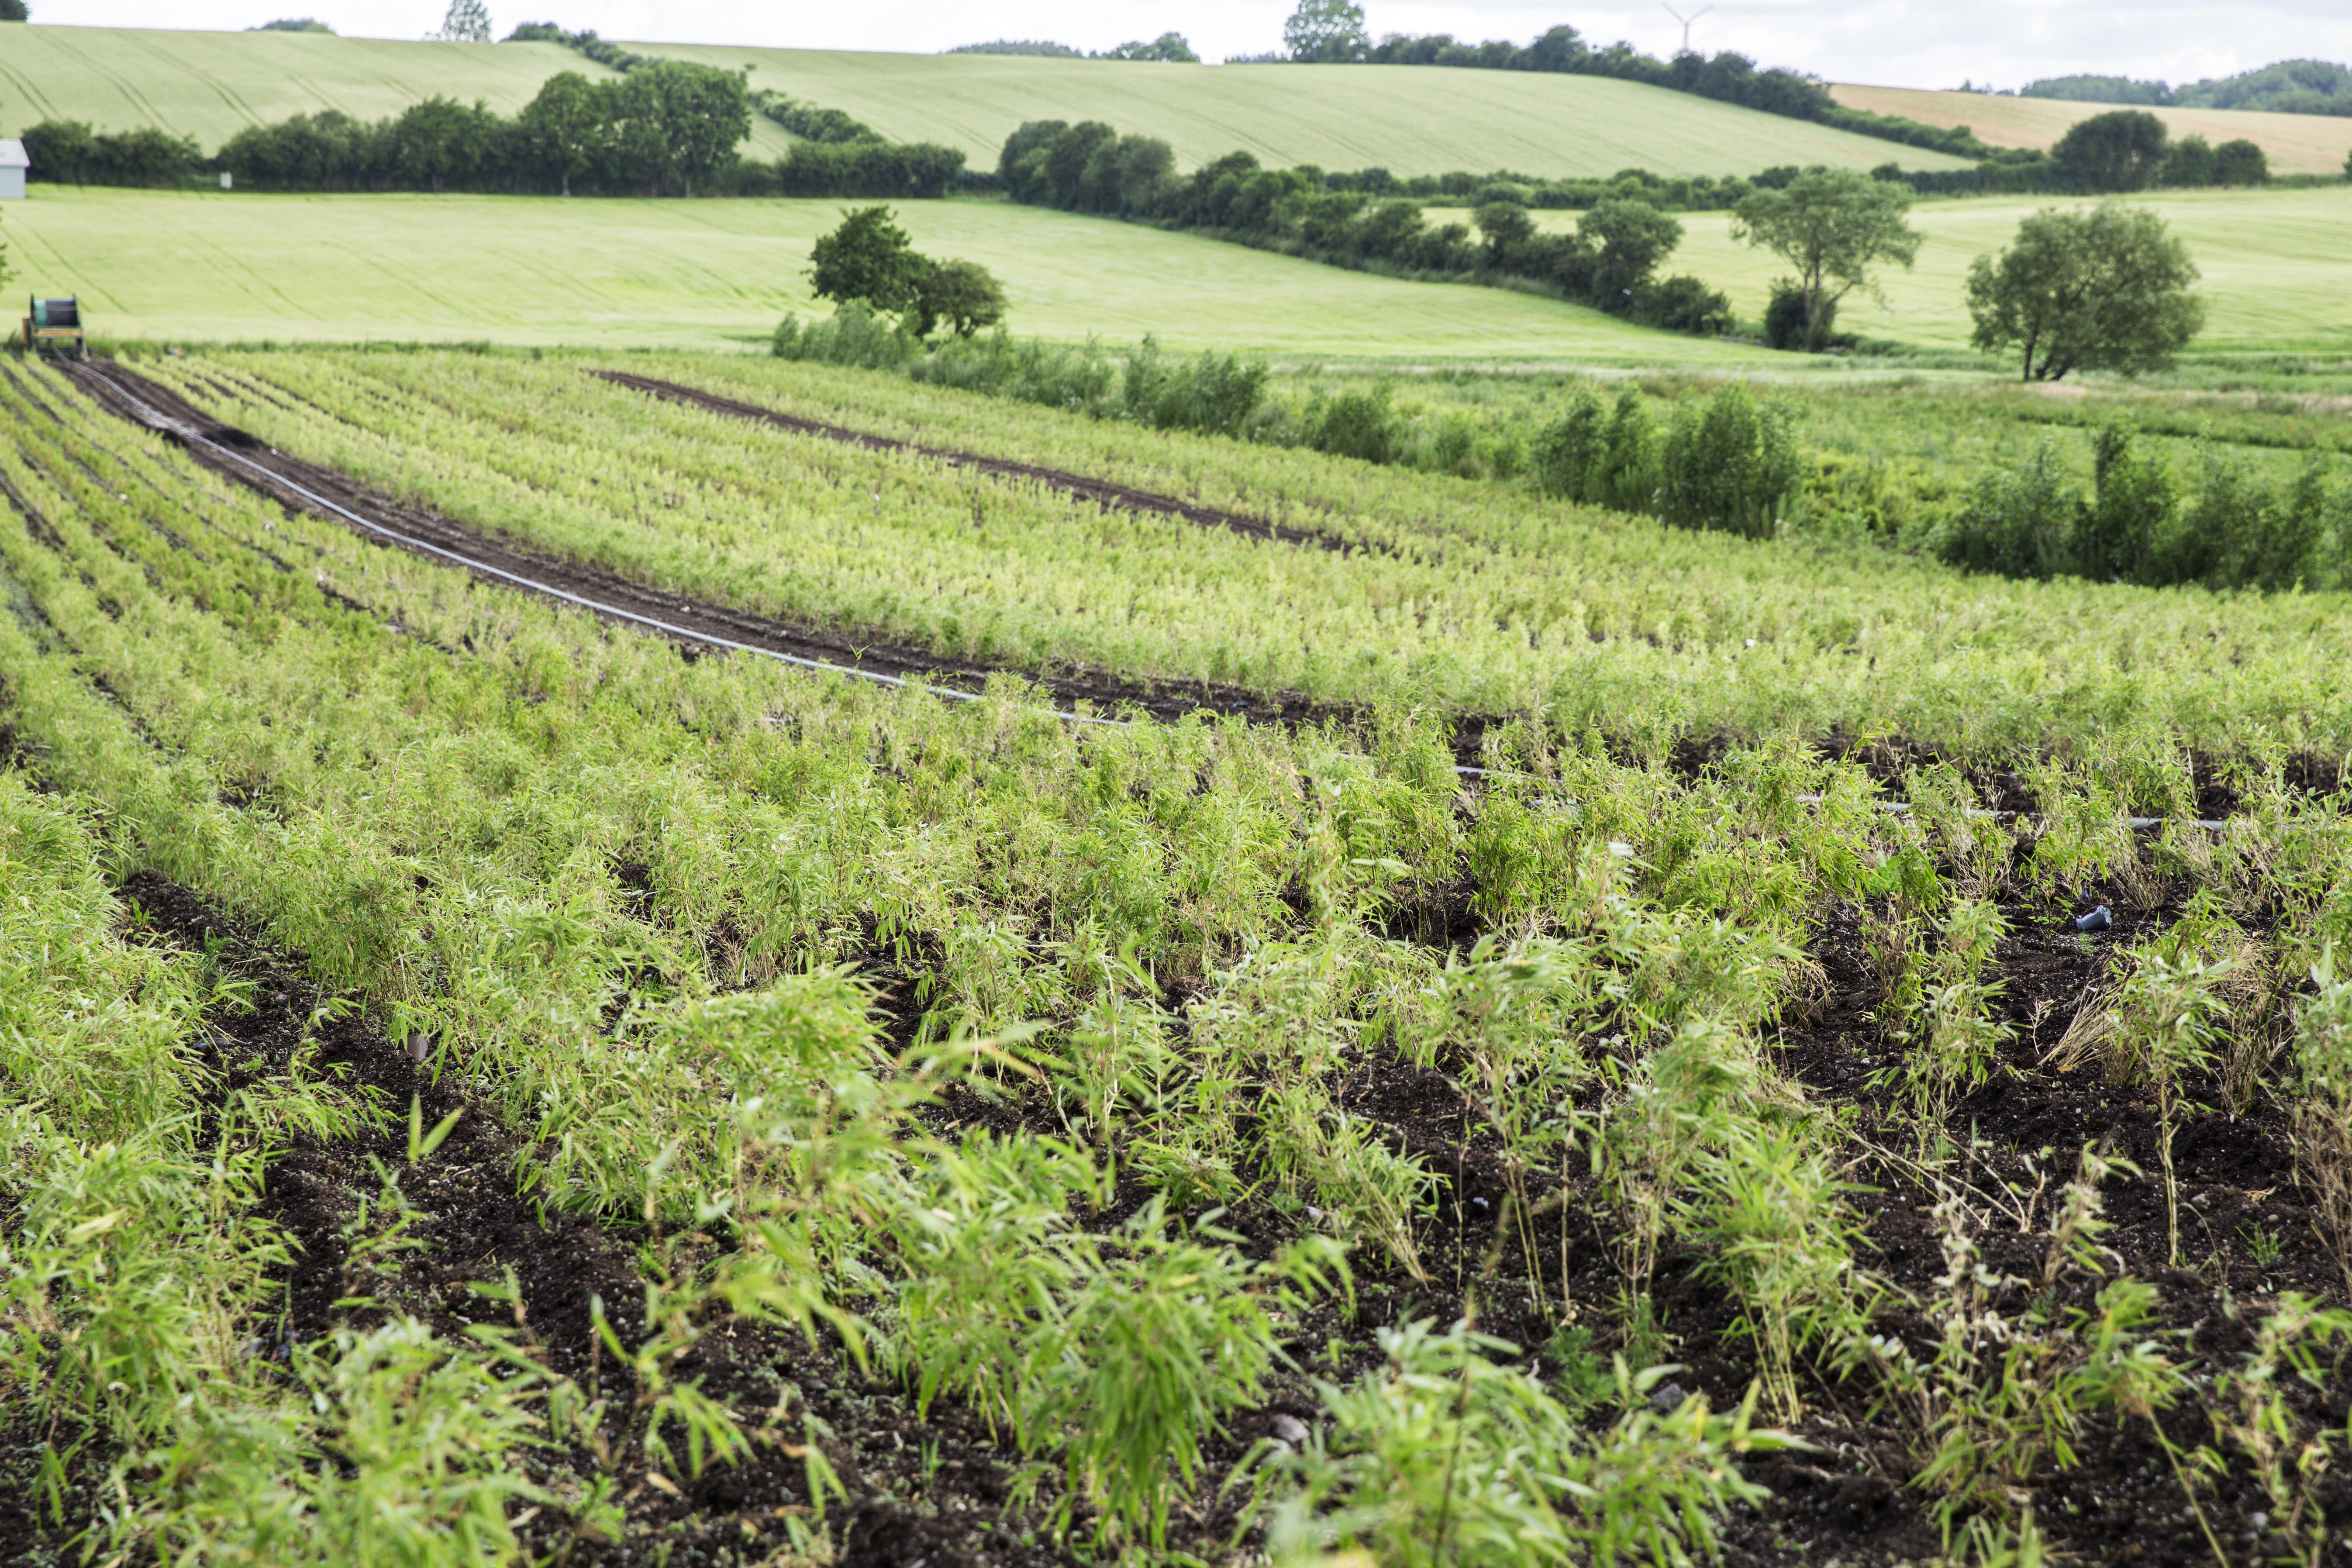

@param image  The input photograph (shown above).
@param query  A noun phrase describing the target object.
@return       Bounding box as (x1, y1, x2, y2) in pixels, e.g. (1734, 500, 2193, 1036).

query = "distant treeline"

(998, 121, 1733, 336)
(1880, 110, 2272, 199)
(20, 60, 969, 199)
(1283, 24, 2040, 166)
(947, 34, 1200, 62)
(2023, 58, 2352, 118)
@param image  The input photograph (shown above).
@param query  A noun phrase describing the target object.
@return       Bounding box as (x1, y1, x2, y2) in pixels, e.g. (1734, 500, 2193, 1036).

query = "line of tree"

(21, 67, 967, 200)
(944, 35, 1200, 62)
(995, 121, 1733, 335)
(1271, 0, 2038, 166)
(1939, 424, 2346, 591)
(2024, 59, 2352, 118)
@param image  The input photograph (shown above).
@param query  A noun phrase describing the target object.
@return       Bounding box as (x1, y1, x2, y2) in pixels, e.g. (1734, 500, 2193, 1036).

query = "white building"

(0, 140, 25, 199)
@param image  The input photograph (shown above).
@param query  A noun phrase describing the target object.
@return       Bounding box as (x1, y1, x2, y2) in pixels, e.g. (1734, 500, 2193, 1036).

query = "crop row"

(128, 348, 2352, 768)
(8, 356, 2352, 1564)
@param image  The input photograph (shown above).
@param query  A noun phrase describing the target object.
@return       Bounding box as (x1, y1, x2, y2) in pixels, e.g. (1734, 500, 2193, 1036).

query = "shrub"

(2076, 425, 2177, 582)
(908, 329, 1119, 415)
(1657, 383, 1799, 538)
(1119, 337, 1271, 437)
(1937, 435, 2079, 579)
(771, 301, 920, 370)
(1308, 383, 1402, 464)
(1633, 273, 1735, 336)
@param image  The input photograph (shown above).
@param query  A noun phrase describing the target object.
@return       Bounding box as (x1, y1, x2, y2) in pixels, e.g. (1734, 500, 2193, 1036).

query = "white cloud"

(33, 0, 2352, 90)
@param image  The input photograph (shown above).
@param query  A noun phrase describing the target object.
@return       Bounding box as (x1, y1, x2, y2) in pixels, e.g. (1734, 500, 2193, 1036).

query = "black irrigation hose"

(62, 366, 2279, 822)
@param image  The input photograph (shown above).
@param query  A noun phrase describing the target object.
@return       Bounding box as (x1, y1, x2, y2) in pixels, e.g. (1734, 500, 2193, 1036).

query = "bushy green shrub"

(1531, 385, 1659, 511)
(2076, 425, 2178, 582)
(770, 301, 920, 370)
(1119, 337, 1272, 438)
(1658, 383, 1800, 538)
(1936, 434, 2080, 579)
(907, 327, 1120, 415)
(1308, 383, 1403, 464)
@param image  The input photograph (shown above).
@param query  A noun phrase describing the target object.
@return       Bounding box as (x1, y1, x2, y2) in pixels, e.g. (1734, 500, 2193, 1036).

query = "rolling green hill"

(623, 45, 1975, 178)
(0, 25, 797, 156)
(0, 24, 1968, 179)
(0, 186, 1775, 362)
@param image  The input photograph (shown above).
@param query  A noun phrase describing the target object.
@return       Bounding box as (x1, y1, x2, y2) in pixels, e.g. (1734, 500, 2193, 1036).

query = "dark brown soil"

(590, 369, 1367, 556)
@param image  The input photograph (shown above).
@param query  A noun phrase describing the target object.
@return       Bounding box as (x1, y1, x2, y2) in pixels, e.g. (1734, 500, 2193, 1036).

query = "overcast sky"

(25, 0, 2352, 90)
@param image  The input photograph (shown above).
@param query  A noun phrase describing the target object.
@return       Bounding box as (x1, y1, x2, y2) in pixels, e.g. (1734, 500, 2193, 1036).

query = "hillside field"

(0, 24, 796, 159)
(0, 186, 1773, 362)
(1457, 185, 2352, 354)
(619, 45, 1974, 178)
(1831, 82, 2352, 174)
(0, 24, 1966, 179)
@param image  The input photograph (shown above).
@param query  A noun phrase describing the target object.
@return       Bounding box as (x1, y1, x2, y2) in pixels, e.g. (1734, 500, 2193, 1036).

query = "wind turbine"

(1662, 3, 1714, 55)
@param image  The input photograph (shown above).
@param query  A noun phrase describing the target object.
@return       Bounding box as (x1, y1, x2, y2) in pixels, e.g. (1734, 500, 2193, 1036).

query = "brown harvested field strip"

(63, 361, 1344, 731)
(589, 369, 1365, 555)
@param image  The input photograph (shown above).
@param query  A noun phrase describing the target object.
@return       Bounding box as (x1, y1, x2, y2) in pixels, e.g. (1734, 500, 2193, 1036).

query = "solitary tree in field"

(0, 0, 28, 21)
(810, 207, 930, 317)
(1964, 203, 2204, 381)
(1731, 168, 1921, 352)
(435, 0, 491, 43)
(1283, 0, 1369, 63)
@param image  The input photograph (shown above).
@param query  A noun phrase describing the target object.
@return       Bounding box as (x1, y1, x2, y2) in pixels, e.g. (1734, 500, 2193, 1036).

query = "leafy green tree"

(2050, 109, 2168, 192)
(381, 96, 499, 193)
(809, 206, 929, 317)
(434, 0, 490, 43)
(1964, 203, 2204, 381)
(1731, 168, 1921, 352)
(912, 259, 1007, 339)
(2160, 134, 2215, 187)
(1284, 0, 1369, 63)
(628, 60, 750, 197)
(2213, 138, 2268, 186)
(1102, 33, 1199, 62)
(1472, 201, 1535, 269)
(253, 16, 332, 30)
(1579, 197, 1683, 307)
(0, 0, 30, 17)
(518, 71, 603, 196)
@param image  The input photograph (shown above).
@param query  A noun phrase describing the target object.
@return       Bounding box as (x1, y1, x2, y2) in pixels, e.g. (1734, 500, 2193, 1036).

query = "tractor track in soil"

(588, 369, 1372, 557)
(59, 360, 1359, 735)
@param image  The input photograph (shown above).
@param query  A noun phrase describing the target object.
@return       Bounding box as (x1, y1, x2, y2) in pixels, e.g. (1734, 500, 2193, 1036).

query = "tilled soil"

(590, 369, 1369, 557)
(59, 360, 1353, 734)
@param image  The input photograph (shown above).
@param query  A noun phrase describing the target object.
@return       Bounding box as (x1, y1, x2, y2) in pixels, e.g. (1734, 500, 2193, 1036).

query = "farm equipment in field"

(21, 296, 86, 358)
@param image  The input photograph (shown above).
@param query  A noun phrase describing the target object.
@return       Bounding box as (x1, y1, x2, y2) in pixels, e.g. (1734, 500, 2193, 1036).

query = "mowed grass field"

(1831, 83, 2352, 175)
(622, 45, 1973, 178)
(0, 25, 1966, 180)
(1452, 185, 2352, 352)
(0, 186, 1776, 362)
(0, 25, 806, 156)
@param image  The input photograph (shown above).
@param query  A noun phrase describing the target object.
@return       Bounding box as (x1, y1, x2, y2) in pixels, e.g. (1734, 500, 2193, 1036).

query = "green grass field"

(621, 45, 1973, 178)
(1452, 185, 2352, 354)
(0, 186, 1776, 362)
(0, 25, 1967, 180)
(0, 25, 801, 157)
(1829, 83, 2352, 176)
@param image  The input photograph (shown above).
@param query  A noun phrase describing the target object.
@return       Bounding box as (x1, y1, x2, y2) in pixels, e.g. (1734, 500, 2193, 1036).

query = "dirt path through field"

(61, 360, 1346, 731)
(589, 369, 1368, 555)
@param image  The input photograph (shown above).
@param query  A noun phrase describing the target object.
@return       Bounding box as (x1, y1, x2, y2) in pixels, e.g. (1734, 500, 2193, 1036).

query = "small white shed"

(0, 139, 26, 200)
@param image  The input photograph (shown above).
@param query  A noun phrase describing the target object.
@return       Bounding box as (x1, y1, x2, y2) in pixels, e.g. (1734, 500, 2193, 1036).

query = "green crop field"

(6, 342, 2352, 1568)
(0, 24, 804, 156)
(1453, 185, 2352, 354)
(0, 24, 1965, 179)
(624, 43, 1973, 178)
(1831, 81, 2352, 175)
(0, 186, 1774, 362)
